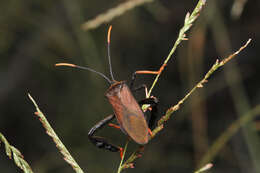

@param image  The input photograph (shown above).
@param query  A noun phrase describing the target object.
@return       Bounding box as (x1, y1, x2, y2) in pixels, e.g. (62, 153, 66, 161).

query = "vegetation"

(0, 0, 257, 172)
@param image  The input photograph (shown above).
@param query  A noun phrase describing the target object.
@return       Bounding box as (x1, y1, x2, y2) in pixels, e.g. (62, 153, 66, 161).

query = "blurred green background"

(0, 0, 260, 172)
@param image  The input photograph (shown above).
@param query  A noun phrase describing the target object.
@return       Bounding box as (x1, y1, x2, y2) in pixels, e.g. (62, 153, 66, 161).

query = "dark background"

(0, 0, 259, 173)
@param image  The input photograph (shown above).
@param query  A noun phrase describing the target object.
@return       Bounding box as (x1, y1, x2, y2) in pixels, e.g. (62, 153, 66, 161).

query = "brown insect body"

(55, 26, 159, 157)
(106, 81, 149, 144)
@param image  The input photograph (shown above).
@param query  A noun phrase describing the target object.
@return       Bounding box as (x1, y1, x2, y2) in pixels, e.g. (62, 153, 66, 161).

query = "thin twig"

(119, 0, 207, 170)
(0, 132, 34, 173)
(147, 0, 207, 97)
(121, 38, 251, 170)
(28, 94, 85, 173)
(157, 39, 251, 127)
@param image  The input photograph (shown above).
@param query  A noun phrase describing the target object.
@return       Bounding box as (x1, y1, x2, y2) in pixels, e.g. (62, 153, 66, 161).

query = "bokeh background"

(0, 0, 260, 172)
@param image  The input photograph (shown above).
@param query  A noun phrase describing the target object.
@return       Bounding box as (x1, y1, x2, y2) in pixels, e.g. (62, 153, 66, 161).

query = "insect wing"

(117, 84, 149, 144)
(106, 82, 149, 144)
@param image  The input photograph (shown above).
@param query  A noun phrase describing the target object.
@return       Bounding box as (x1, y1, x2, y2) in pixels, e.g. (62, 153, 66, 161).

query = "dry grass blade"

(81, 0, 153, 31)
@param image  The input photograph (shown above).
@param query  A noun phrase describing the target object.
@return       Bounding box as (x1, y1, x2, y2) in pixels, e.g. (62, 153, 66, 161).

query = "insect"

(55, 26, 159, 158)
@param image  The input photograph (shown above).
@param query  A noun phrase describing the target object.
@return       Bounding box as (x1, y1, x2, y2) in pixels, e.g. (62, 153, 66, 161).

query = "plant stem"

(157, 39, 251, 127)
(199, 104, 260, 166)
(148, 0, 207, 97)
(117, 140, 129, 173)
(121, 38, 251, 169)
(28, 94, 85, 173)
(0, 132, 34, 173)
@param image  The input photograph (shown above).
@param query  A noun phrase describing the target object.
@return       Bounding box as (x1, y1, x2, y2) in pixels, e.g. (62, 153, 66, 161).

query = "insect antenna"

(55, 26, 116, 84)
(55, 63, 113, 84)
(107, 25, 115, 82)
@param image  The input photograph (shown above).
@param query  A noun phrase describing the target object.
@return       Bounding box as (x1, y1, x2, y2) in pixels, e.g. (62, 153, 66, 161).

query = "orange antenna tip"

(55, 63, 77, 67)
(107, 25, 112, 43)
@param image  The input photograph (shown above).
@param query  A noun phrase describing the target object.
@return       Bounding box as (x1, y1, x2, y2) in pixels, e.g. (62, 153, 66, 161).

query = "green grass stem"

(199, 104, 260, 166)
(0, 132, 34, 173)
(28, 94, 85, 173)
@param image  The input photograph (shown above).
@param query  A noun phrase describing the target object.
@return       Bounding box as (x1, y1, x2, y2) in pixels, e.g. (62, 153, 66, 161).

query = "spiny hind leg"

(88, 114, 123, 158)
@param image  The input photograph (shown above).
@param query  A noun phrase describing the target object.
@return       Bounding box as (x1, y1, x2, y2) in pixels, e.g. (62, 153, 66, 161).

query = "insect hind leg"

(88, 114, 122, 153)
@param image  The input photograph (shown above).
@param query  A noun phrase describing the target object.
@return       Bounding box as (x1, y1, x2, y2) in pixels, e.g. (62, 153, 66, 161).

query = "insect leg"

(130, 70, 159, 128)
(138, 97, 159, 129)
(88, 114, 123, 154)
(130, 72, 150, 92)
(130, 64, 167, 89)
(132, 84, 149, 97)
(130, 72, 138, 90)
